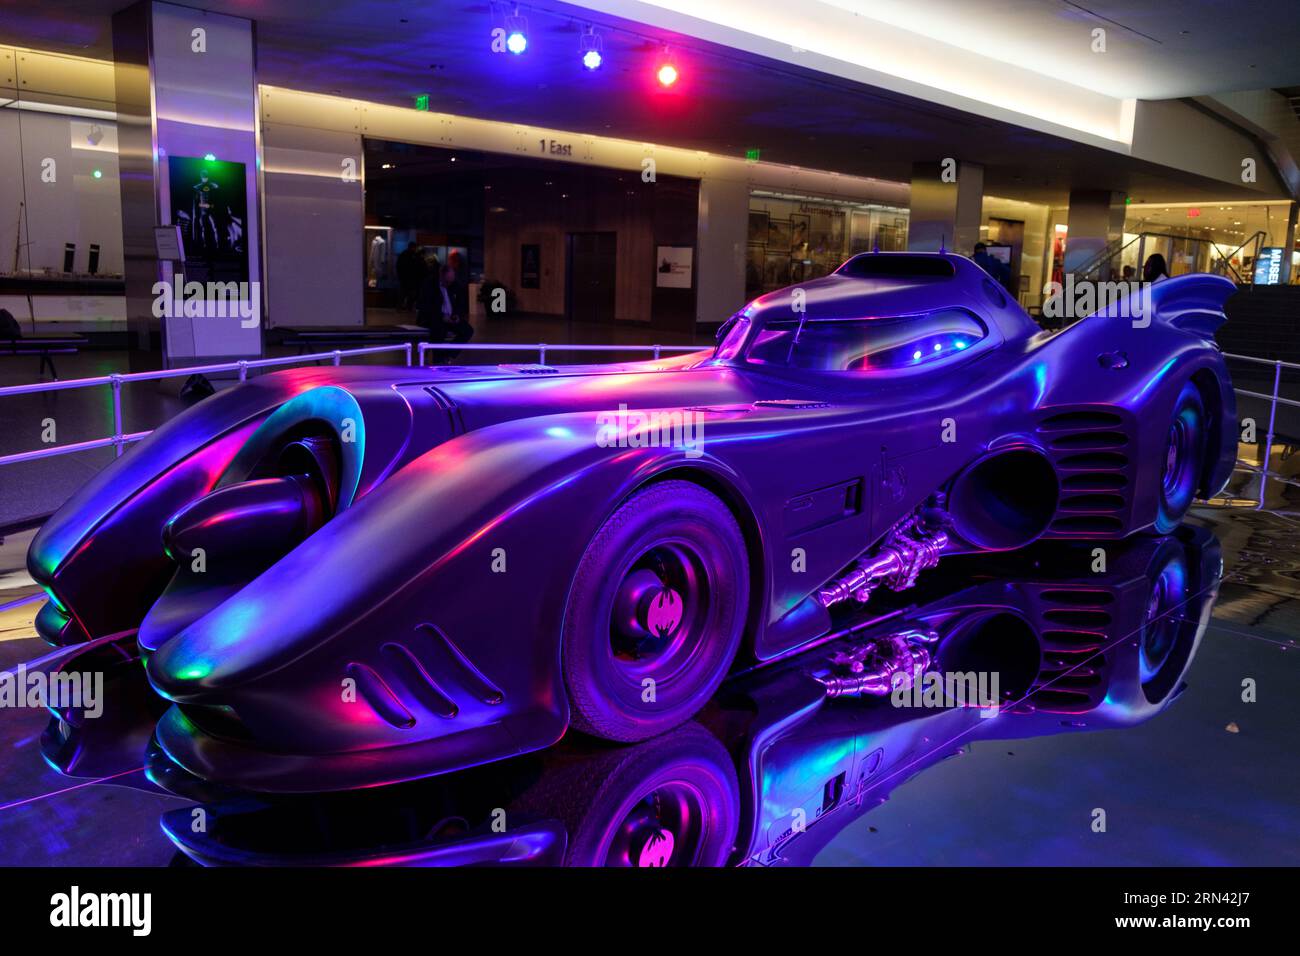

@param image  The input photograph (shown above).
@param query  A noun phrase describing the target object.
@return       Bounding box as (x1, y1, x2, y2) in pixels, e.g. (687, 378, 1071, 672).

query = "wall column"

(907, 160, 984, 255)
(695, 175, 748, 327)
(113, 0, 262, 370)
(1063, 188, 1127, 279)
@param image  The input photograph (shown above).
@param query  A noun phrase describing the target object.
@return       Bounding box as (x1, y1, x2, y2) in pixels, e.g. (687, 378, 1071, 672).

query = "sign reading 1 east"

(539, 138, 573, 157)
(1253, 247, 1285, 285)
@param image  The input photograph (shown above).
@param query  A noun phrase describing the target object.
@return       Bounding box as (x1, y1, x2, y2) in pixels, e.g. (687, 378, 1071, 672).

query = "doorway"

(565, 231, 617, 323)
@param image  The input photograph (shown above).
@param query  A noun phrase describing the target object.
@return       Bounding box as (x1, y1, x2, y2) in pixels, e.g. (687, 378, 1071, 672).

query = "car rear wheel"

(562, 480, 749, 742)
(1154, 381, 1206, 534)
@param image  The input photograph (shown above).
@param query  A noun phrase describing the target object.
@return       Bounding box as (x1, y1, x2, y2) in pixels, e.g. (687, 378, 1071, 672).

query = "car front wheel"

(562, 480, 749, 742)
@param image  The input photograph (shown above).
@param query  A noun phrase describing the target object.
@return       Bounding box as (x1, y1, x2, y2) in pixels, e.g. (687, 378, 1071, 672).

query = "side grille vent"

(1022, 585, 1112, 714)
(348, 624, 504, 730)
(346, 662, 415, 729)
(1037, 406, 1134, 537)
(1037, 410, 1123, 432)
(499, 363, 559, 375)
(753, 399, 833, 410)
(1042, 607, 1114, 628)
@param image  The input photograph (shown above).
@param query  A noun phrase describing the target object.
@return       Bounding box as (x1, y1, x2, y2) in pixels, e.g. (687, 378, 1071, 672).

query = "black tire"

(1136, 537, 1195, 704)
(562, 480, 749, 742)
(1154, 381, 1207, 534)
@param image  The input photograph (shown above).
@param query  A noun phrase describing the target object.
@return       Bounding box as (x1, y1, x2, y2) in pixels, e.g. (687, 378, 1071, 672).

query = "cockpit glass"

(744, 308, 987, 371)
(714, 314, 751, 362)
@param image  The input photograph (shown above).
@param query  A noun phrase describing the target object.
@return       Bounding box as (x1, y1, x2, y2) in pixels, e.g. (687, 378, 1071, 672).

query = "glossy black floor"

(1, 470, 1298, 866)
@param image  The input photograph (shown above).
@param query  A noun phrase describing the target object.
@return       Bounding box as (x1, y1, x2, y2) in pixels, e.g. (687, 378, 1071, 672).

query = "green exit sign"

(415, 94, 430, 111)
(745, 147, 761, 162)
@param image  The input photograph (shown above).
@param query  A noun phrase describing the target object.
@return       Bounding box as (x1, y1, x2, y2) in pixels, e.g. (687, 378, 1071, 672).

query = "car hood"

(417, 359, 819, 429)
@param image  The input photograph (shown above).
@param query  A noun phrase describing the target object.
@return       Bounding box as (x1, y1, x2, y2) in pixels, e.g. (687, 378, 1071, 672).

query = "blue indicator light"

(506, 30, 527, 54)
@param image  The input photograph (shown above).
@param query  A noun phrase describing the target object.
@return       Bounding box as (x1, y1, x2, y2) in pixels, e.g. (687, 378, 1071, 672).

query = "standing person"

(1143, 253, 1170, 282)
(972, 242, 1010, 286)
(447, 250, 471, 319)
(396, 243, 425, 310)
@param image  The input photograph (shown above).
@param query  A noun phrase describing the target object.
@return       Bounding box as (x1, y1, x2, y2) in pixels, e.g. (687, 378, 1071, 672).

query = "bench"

(276, 325, 430, 356)
(0, 335, 90, 380)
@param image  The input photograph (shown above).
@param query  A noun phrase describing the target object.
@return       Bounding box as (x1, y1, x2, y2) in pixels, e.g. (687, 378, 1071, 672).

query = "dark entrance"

(565, 231, 617, 323)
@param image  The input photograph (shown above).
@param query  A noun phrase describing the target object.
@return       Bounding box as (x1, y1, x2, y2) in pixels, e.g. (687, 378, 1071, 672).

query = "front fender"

(148, 409, 754, 789)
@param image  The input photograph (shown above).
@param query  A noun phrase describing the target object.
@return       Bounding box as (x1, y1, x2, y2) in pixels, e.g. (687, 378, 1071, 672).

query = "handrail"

(417, 341, 703, 365)
(0, 340, 706, 469)
(1074, 230, 1266, 284)
(2, 338, 1295, 515)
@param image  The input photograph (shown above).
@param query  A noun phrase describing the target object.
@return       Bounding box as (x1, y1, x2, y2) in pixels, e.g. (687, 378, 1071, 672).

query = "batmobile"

(29, 253, 1237, 793)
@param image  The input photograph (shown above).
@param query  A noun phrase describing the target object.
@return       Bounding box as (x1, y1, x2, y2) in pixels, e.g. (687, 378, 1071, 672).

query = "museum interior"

(0, 0, 1298, 872)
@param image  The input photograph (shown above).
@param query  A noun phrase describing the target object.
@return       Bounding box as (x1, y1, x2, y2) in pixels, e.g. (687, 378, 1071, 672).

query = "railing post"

(238, 360, 248, 382)
(1258, 359, 1282, 509)
(539, 343, 547, 364)
(404, 342, 413, 366)
(332, 349, 342, 367)
(653, 344, 662, 360)
(110, 374, 123, 458)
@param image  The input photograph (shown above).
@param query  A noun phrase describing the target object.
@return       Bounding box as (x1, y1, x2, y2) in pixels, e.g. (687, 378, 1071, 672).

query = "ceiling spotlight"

(657, 61, 678, 87)
(580, 29, 603, 70)
(505, 12, 528, 55)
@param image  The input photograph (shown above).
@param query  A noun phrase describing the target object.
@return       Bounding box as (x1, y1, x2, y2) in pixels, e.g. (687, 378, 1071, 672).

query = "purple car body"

(28, 253, 1237, 792)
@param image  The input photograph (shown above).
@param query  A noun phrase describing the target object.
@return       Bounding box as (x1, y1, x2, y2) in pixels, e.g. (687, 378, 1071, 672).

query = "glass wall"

(1123, 202, 1295, 282)
(0, 47, 126, 334)
(746, 191, 908, 299)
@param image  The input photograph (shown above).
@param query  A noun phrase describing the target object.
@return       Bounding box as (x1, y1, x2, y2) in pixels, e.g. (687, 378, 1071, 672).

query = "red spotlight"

(656, 62, 678, 87)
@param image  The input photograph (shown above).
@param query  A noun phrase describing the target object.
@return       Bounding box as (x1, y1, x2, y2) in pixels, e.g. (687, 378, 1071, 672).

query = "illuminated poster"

(1253, 247, 1285, 285)
(167, 155, 249, 283)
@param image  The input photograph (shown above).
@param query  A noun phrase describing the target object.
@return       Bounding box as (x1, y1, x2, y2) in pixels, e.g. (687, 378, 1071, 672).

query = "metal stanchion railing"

(1221, 353, 1300, 509)
(0, 343, 413, 469)
(415, 341, 702, 365)
(0, 342, 705, 471)
(2, 339, 1298, 514)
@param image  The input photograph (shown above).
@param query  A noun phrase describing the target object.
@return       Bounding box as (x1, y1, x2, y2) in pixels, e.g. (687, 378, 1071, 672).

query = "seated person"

(416, 266, 474, 359)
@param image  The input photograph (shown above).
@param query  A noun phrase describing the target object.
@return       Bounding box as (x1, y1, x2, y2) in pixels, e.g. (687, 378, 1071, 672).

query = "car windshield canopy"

(741, 308, 988, 371)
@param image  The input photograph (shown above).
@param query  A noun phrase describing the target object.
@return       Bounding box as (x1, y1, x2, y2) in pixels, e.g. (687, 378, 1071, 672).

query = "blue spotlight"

(580, 29, 603, 70)
(504, 13, 528, 55)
